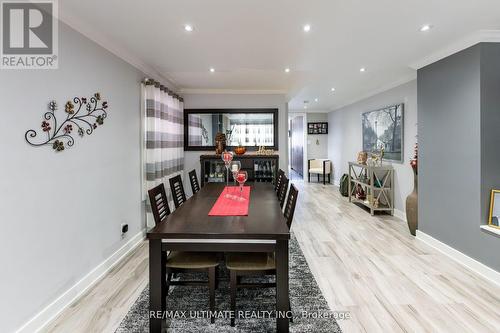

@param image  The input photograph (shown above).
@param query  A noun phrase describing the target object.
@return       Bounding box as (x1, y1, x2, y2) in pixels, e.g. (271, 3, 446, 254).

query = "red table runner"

(208, 186, 251, 216)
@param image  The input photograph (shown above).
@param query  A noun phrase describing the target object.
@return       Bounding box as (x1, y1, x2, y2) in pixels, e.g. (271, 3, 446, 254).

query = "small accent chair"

(277, 175, 289, 208)
(275, 169, 285, 194)
(148, 183, 219, 323)
(308, 159, 332, 185)
(169, 174, 187, 208)
(226, 184, 299, 327)
(188, 169, 201, 195)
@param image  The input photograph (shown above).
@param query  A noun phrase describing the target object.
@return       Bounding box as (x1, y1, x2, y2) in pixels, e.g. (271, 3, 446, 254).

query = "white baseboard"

(15, 230, 146, 333)
(393, 209, 406, 222)
(416, 230, 500, 287)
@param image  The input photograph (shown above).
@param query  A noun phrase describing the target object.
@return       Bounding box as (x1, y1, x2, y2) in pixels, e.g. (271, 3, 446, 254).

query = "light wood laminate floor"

(43, 181, 500, 333)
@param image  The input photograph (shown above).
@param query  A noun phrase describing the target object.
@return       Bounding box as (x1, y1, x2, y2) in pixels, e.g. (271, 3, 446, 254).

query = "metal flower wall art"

(25, 93, 109, 152)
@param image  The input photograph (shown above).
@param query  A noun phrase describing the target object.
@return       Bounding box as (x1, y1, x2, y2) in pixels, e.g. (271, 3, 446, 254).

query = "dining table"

(147, 182, 291, 332)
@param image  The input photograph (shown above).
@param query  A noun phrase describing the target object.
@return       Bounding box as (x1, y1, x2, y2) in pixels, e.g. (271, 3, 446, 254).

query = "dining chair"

(277, 175, 289, 208)
(275, 169, 285, 193)
(169, 174, 187, 209)
(226, 184, 299, 327)
(148, 183, 219, 323)
(188, 169, 201, 195)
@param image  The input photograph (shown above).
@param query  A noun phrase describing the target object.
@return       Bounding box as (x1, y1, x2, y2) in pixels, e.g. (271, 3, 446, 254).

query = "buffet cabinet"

(200, 154, 279, 186)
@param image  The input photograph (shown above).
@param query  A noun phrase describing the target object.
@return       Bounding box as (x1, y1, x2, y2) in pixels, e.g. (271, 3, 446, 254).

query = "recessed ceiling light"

(419, 24, 432, 32)
(330, 87, 336, 92)
(303, 24, 311, 32)
(304, 105, 308, 109)
(284, 68, 290, 73)
(314, 98, 319, 102)
(209, 68, 215, 73)
(184, 24, 194, 32)
(360, 67, 366, 72)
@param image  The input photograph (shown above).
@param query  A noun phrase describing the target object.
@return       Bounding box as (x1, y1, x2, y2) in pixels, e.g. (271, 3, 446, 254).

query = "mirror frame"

(184, 108, 279, 151)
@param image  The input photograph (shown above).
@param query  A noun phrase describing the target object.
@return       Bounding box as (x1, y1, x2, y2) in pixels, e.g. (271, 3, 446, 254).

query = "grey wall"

(480, 43, 500, 223)
(183, 93, 288, 196)
(328, 80, 418, 214)
(306, 113, 329, 159)
(0, 22, 144, 332)
(418, 43, 500, 272)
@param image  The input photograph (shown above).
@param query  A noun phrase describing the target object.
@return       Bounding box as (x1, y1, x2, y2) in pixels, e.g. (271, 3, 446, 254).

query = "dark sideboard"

(200, 154, 279, 186)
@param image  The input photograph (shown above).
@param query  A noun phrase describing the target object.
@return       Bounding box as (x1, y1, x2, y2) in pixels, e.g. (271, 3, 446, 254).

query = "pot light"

(284, 68, 290, 73)
(304, 105, 308, 109)
(303, 24, 311, 32)
(330, 87, 336, 92)
(184, 24, 194, 32)
(314, 98, 319, 102)
(209, 68, 215, 73)
(420, 24, 432, 32)
(359, 67, 366, 72)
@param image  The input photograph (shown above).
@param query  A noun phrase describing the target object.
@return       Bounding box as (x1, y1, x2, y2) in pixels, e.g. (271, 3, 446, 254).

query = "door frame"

(288, 112, 308, 179)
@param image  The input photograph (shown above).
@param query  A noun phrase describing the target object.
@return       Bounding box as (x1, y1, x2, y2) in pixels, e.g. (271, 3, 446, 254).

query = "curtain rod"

(142, 78, 184, 102)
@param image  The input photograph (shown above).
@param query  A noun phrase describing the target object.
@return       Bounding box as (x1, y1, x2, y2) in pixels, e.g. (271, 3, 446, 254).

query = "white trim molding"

(393, 209, 406, 222)
(15, 230, 146, 333)
(180, 88, 288, 95)
(416, 230, 500, 287)
(410, 30, 500, 70)
(58, 12, 177, 91)
(330, 73, 417, 112)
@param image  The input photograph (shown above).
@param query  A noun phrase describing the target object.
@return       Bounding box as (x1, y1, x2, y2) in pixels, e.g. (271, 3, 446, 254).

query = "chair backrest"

(275, 169, 285, 193)
(148, 183, 171, 226)
(284, 184, 298, 229)
(169, 174, 187, 209)
(278, 175, 289, 208)
(309, 159, 331, 173)
(188, 169, 200, 194)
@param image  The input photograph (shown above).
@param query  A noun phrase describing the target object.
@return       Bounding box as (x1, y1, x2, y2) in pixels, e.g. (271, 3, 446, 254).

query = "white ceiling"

(60, 0, 500, 111)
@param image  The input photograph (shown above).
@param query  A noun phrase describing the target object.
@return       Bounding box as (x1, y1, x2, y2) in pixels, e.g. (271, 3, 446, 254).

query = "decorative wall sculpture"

(25, 93, 108, 152)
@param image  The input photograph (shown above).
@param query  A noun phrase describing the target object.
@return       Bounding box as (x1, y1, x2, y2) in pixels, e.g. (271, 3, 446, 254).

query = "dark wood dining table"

(147, 182, 291, 332)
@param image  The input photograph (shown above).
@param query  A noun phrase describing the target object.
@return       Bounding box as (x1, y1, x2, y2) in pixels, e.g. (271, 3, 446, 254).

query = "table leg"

(276, 239, 289, 333)
(149, 239, 164, 333)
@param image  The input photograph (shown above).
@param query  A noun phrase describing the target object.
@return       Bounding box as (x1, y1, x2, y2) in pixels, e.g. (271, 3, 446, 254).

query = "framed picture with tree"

(362, 104, 404, 162)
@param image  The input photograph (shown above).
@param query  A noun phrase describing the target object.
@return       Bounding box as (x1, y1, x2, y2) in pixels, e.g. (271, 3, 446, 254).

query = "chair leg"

(317, 174, 320, 182)
(323, 171, 326, 185)
(208, 267, 216, 324)
(308, 172, 310, 182)
(328, 174, 331, 184)
(230, 270, 237, 327)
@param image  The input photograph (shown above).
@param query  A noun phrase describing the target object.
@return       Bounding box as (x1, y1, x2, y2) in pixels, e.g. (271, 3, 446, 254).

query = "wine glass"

(236, 170, 248, 201)
(222, 151, 233, 196)
(230, 161, 241, 187)
(227, 161, 241, 199)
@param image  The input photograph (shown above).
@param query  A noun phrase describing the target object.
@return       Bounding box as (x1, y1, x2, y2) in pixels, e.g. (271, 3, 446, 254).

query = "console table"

(348, 162, 394, 215)
(200, 153, 279, 186)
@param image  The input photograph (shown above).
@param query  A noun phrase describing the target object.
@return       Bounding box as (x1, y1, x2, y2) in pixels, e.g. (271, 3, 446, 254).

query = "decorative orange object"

(234, 146, 246, 155)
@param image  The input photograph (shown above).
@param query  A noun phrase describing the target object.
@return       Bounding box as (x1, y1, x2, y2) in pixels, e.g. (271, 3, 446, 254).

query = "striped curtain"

(188, 114, 203, 146)
(142, 80, 184, 227)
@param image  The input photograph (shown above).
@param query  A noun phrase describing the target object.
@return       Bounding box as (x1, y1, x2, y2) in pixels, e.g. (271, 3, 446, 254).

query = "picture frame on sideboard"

(488, 189, 500, 229)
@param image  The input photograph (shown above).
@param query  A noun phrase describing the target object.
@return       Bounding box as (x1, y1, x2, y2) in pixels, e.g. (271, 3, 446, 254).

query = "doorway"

(289, 114, 305, 179)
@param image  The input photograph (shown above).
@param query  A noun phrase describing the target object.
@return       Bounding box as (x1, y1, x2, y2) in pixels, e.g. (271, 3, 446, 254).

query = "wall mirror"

(488, 189, 500, 229)
(184, 109, 278, 151)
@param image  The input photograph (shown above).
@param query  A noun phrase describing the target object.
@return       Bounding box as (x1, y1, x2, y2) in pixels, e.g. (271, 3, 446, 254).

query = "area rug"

(116, 235, 343, 332)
